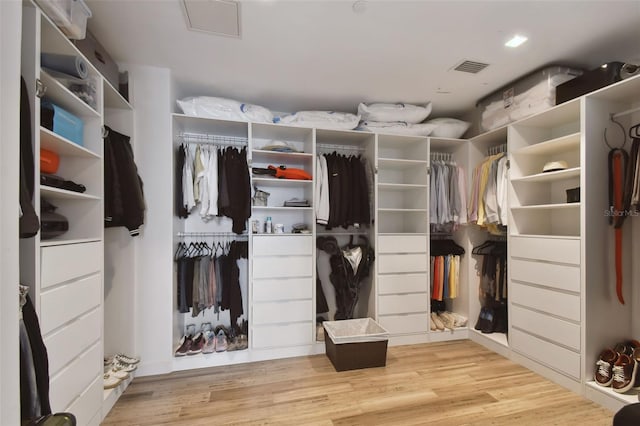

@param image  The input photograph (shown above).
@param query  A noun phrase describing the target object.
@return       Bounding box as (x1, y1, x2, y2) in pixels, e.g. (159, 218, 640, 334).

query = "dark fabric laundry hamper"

(323, 318, 389, 372)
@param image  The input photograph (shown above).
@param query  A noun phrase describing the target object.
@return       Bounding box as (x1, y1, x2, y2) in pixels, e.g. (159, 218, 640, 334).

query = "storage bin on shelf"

(323, 318, 389, 371)
(41, 101, 84, 146)
(35, 0, 92, 40)
(476, 65, 583, 132)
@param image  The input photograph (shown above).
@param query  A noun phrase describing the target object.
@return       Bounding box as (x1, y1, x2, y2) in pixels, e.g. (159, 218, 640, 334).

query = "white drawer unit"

(511, 281, 580, 322)
(510, 258, 580, 293)
(252, 235, 313, 256)
(378, 254, 427, 274)
(379, 313, 430, 334)
(44, 307, 101, 375)
(510, 236, 580, 265)
(511, 304, 580, 351)
(40, 242, 102, 289)
(252, 256, 312, 279)
(253, 300, 313, 325)
(378, 235, 427, 254)
(49, 341, 101, 413)
(66, 375, 102, 426)
(252, 322, 313, 349)
(253, 277, 313, 302)
(378, 293, 428, 315)
(511, 328, 581, 380)
(378, 273, 428, 295)
(39, 273, 101, 335)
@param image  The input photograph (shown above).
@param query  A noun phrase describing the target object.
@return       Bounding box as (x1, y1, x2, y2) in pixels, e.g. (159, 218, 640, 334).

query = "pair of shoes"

(595, 341, 640, 393)
(175, 332, 206, 356)
(430, 312, 444, 331)
(215, 329, 228, 352)
(105, 353, 140, 366)
(202, 330, 216, 354)
(104, 372, 123, 389)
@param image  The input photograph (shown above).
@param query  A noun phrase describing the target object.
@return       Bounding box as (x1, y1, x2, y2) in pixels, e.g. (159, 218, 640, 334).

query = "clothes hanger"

(605, 115, 627, 150)
(629, 123, 640, 140)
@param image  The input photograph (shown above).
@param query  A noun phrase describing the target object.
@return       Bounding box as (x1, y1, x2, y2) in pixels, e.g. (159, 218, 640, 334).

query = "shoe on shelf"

(188, 332, 205, 355)
(316, 322, 325, 341)
(175, 335, 193, 357)
(438, 312, 456, 330)
(452, 312, 468, 328)
(481, 309, 496, 334)
(430, 312, 445, 331)
(612, 354, 637, 393)
(215, 329, 228, 352)
(615, 342, 634, 357)
(113, 353, 140, 365)
(227, 327, 240, 351)
(633, 348, 640, 389)
(474, 308, 488, 331)
(112, 360, 137, 373)
(202, 331, 216, 354)
(105, 364, 130, 380)
(595, 348, 618, 387)
(103, 372, 123, 389)
(429, 314, 437, 331)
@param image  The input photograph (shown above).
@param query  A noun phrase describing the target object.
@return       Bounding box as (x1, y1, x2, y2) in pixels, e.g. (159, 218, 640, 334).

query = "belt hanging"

(608, 148, 628, 304)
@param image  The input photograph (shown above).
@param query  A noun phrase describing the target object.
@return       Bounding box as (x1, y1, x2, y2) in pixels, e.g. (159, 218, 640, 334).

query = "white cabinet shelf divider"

(378, 183, 428, 191)
(251, 177, 313, 186)
(103, 79, 132, 110)
(40, 71, 100, 118)
(40, 186, 101, 201)
(511, 167, 581, 183)
(378, 158, 428, 169)
(252, 206, 313, 211)
(511, 203, 580, 211)
(40, 127, 101, 159)
(251, 150, 313, 160)
(40, 238, 102, 247)
(378, 208, 427, 213)
(514, 132, 581, 156)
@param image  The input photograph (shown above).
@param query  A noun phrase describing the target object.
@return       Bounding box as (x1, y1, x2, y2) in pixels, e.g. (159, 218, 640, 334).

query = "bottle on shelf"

(265, 216, 273, 234)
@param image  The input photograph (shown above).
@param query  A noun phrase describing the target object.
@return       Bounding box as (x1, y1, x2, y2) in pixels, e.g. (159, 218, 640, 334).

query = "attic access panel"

(182, 0, 240, 38)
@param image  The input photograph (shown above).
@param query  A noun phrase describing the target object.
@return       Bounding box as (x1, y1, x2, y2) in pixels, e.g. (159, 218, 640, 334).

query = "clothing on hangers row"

(473, 240, 507, 303)
(175, 239, 248, 324)
(316, 152, 372, 230)
(430, 255, 461, 301)
(468, 150, 508, 234)
(429, 155, 467, 233)
(176, 143, 251, 234)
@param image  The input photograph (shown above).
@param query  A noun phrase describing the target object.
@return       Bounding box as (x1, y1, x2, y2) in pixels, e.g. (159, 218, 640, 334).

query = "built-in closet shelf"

(252, 206, 313, 211)
(510, 234, 581, 240)
(252, 233, 311, 237)
(172, 113, 249, 138)
(379, 232, 427, 236)
(511, 167, 581, 183)
(378, 158, 428, 170)
(251, 150, 313, 161)
(40, 238, 102, 247)
(103, 79, 132, 111)
(513, 98, 580, 128)
(40, 71, 100, 118)
(470, 329, 509, 348)
(103, 372, 135, 418)
(378, 208, 427, 213)
(378, 183, 428, 191)
(251, 177, 313, 186)
(40, 127, 101, 158)
(514, 132, 581, 156)
(585, 381, 639, 405)
(511, 203, 580, 211)
(40, 186, 100, 201)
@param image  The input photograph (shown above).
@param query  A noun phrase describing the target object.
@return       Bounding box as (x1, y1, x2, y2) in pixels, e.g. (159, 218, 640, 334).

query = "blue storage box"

(41, 101, 84, 146)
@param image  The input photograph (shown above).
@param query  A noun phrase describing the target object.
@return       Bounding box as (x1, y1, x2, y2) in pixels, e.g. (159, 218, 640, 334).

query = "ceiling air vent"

(182, 0, 240, 38)
(452, 60, 489, 74)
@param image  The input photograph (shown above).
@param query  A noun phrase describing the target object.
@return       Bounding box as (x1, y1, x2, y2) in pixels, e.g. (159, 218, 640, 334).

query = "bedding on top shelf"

(273, 111, 360, 130)
(177, 96, 274, 123)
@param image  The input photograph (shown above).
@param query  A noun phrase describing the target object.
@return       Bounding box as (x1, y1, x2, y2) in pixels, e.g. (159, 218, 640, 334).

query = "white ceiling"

(86, 0, 640, 117)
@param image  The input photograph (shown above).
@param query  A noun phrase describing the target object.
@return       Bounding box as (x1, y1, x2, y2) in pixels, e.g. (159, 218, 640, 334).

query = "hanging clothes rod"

(177, 232, 248, 238)
(612, 106, 640, 120)
(178, 132, 248, 147)
(488, 143, 507, 156)
(316, 143, 365, 153)
(430, 152, 453, 162)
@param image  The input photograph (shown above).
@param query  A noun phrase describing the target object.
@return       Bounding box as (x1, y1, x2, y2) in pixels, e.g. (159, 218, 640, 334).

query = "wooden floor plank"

(103, 341, 612, 425)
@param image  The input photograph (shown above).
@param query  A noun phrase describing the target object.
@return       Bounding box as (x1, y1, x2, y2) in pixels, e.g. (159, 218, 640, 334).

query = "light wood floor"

(104, 340, 613, 425)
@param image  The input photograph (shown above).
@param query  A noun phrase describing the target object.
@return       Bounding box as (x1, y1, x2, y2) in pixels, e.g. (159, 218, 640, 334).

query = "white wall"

(0, 0, 22, 423)
(128, 65, 175, 376)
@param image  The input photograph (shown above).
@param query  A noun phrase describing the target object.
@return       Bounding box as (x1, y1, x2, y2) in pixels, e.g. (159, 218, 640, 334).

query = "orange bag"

(40, 148, 60, 174)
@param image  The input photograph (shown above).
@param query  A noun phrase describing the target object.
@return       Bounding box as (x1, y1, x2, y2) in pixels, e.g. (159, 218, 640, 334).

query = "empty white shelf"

(515, 132, 581, 156)
(378, 208, 427, 213)
(378, 183, 428, 191)
(252, 206, 312, 211)
(40, 127, 101, 159)
(378, 158, 428, 170)
(103, 79, 132, 110)
(511, 203, 580, 211)
(40, 238, 102, 247)
(511, 167, 581, 183)
(40, 186, 100, 201)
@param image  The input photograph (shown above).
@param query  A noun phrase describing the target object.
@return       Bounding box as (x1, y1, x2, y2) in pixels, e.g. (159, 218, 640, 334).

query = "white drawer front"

(378, 273, 428, 294)
(41, 242, 102, 289)
(511, 258, 580, 293)
(253, 235, 312, 256)
(511, 282, 580, 322)
(511, 305, 580, 351)
(40, 273, 101, 335)
(379, 313, 429, 335)
(511, 328, 581, 379)
(253, 256, 312, 279)
(66, 375, 102, 426)
(378, 235, 427, 254)
(45, 307, 101, 376)
(510, 236, 580, 265)
(378, 294, 428, 315)
(252, 322, 312, 348)
(378, 254, 427, 274)
(50, 342, 101, 412)
(253, 300, 312, 325)
(253, 278, 313, 302)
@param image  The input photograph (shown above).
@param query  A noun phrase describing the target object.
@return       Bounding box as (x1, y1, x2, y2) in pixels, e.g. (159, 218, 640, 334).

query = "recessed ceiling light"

(505, 35, 528, 48)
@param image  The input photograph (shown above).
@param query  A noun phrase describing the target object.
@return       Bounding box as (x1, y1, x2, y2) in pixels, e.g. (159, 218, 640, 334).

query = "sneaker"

(103, 372, 122, 389)
(438, 312, 456, 330)
(237, 334, 248, 350)
(105, 365, 129, 380)
(452, 313, 468, 327)
(113, 353, 140, 365)
(612, 354, 636, 393)
(202, 331, 216, 354)
(430, 312, 444, 331)
(112, 360, 137, 372)
(215, 329, 228, 352)
(175, 335, 192, 357)
(595, 348, 618, 387)
(316, 323, 325, 341)
(615, 342, 634, 357)
(633, 348, 640, 389)
(429, 315, 436, 331)
(188, 332, 205, 355)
